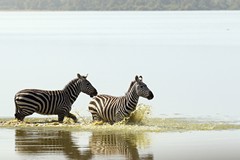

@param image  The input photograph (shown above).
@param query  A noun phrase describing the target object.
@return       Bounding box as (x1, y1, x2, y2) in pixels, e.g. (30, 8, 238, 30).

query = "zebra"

(88, 75, 154, 124)
(14, 73, 98, 123)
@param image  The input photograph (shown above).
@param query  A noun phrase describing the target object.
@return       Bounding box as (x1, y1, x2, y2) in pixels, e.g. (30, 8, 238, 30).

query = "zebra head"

(77, 73, 98, 97)
(134, 75, 154, 100)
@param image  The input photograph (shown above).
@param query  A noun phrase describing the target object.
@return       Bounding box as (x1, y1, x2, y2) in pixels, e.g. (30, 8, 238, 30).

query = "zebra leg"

(15, 104, 25, 121)
(15, 106, 35, 121)
(66, 112, 78, 123)
(57, 110, 67, 123)
(58, 114, 65, 123)
(114, 111, 125, 124)
(15, 112, 25, 121)
(91, 114, 103, 123)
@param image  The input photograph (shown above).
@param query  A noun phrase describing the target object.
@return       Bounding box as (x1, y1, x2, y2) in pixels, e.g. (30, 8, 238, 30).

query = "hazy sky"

(0, 11, 240, 119)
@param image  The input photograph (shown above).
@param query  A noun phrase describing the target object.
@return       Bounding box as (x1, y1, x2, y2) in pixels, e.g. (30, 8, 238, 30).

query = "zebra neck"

(124, 87, 139, 112)
(63, 79, 82, 104)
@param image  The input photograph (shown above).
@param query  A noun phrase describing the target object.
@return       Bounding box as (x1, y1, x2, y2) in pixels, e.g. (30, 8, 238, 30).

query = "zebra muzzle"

(90, 90, 98, 97)
(147, 92, 154, 100)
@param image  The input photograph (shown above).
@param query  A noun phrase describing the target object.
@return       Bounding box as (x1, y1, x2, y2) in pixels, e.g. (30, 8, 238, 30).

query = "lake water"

(1, 11, 240, 118)
(0, 128, 240, 160)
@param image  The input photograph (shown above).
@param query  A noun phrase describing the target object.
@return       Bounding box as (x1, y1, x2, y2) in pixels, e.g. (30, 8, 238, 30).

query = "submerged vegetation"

(1, 104, 240, 132)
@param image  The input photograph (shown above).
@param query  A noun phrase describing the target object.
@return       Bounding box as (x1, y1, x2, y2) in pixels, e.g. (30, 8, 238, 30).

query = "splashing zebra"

(14, 73, 98, 123)
(88, 75, 154, 124)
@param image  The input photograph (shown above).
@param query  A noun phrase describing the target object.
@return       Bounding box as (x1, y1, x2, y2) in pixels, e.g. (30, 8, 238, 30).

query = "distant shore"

(0, 0, 240, 11)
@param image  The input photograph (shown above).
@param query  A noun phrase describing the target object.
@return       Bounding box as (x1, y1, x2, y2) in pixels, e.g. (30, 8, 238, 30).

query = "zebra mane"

(63, 78, 79, 91)
(125, 76, 143, 94)
(126, 81, 136, 93)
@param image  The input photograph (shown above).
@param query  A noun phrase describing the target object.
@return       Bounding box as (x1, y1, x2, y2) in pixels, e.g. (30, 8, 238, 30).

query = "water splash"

(115, 103, 151, 125)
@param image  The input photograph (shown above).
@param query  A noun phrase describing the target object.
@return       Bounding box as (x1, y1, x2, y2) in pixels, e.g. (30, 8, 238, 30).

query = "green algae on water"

(0, 104, 240, 132)
(1, 117, 240, 132)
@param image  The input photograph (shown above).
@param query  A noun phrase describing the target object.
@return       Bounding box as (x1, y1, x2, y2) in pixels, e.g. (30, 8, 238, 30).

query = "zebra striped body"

(88, 76, 154, 124)
(15, 74, 98, 122)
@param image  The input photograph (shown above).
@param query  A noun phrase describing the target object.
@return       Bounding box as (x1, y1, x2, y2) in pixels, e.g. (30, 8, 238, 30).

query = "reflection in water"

(15, 129, 152, 160)
(89, 133, 153, 160)
(15, 129, 92, 159)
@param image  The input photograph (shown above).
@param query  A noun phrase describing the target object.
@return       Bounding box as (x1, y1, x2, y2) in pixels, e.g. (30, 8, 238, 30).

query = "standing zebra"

(15, 73, 98, 123)
(88, 75, 154, 124)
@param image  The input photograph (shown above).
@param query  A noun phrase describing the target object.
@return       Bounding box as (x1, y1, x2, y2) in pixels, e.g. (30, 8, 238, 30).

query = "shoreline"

(1, 117, 240, 132)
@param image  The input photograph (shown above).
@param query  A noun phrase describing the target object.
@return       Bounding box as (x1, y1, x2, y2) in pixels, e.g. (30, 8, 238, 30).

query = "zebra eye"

(140, 85, 144, 88)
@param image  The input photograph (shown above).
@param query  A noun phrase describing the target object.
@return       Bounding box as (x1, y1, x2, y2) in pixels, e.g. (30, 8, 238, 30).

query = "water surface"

(1, 114, 240, 160)
(1, 128, 240, 160)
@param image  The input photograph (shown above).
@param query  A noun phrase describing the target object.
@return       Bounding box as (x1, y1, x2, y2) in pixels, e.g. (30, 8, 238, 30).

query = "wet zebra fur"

(88, 75, 154, 124)
(14, 73, 97, 123)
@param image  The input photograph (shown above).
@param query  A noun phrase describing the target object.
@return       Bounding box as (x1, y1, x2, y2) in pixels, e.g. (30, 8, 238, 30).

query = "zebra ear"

(135, 75, 143, 82)
(135, 75, 139, 82)
(77, 73, 82, 79)
(78, 73, 88, 79)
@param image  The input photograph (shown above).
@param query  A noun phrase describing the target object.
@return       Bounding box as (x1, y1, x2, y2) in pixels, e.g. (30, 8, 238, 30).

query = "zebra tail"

(14, 94, 19, 115)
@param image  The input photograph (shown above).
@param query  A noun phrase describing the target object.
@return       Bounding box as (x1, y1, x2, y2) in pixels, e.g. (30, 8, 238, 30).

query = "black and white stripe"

(88, 75, 154, 124)
(15, 73, 98, 123)
(89, 133, 141, 159)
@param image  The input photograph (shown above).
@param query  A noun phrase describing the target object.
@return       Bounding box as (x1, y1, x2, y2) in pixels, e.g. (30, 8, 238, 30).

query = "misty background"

(0, 0, 240, 120)
(0, 11, 240, 120)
